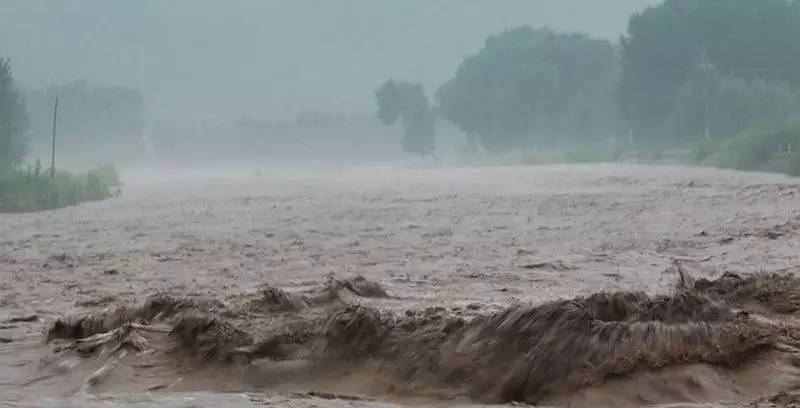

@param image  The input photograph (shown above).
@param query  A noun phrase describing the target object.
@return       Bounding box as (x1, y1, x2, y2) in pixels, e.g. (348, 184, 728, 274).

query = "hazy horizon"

(1, 0, 659, 121)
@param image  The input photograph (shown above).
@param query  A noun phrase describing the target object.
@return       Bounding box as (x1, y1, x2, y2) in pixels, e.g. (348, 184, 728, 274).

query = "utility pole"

(704, 88, 711, 141)
(698, 53, 713, 141)
(51, 97, 58, 178)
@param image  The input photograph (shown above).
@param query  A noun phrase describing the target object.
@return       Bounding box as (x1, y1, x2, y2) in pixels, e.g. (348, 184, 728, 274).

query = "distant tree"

(618, 0, 800, 140)
(375, 80, 436, 157)
(0, 58, 29, 171)
(25, 80, 145, 163)
(436, 26, 621, 153)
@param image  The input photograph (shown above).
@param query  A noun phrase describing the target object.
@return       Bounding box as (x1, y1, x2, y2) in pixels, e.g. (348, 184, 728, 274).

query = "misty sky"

(1, 0, 660, 121)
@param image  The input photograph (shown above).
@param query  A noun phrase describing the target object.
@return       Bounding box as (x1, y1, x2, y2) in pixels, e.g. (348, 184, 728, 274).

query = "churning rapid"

(3, 164, 800, 408)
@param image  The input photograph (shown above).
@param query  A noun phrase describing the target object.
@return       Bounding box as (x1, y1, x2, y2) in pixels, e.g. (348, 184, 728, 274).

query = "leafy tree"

(436, 26, 621, 153)
(0, 58, 29, 171)
(669, 63, 800, 143)
(618, 0, 800, 140)
(375, 80, 436, 157)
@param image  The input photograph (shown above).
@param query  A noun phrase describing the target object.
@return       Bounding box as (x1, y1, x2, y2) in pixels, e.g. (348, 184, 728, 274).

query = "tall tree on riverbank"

(0, 58, 29, 171)
(436, 26, 621, 153)
(618, 0, 800, 141)
(375, 80, 437, 158)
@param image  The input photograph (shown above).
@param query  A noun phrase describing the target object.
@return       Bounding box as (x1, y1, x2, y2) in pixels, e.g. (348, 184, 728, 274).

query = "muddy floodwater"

(2, 163, 800, 407)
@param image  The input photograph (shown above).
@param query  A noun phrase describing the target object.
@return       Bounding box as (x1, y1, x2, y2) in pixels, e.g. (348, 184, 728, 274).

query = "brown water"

(2, 163, 800, 407)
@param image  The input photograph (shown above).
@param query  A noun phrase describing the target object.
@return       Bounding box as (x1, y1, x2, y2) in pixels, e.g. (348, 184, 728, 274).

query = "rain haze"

(2, 1, 654, 118)
(3, 2, 800, 408)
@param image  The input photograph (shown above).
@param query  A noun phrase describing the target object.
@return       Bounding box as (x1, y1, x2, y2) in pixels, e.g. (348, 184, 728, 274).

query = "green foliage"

(0, 58, 29, 170)
(86, 165, 121, 200)
(0, 164, 121, 212)
(764, 152, 800, 177)
(618, 0, 800, 135)
(375, 80, 436, 157)
(436, 26, 621, 153)
(717, 129, 800, 174)
(668, 64, 800, 143)
(425, 3, 800, 174)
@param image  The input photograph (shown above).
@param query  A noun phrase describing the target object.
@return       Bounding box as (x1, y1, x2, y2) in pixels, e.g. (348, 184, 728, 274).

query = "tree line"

(377, 0, 800, 174)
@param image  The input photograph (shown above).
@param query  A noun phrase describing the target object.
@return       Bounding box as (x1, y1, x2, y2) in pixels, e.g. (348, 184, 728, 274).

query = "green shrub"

(718, 130, 800, 172)
(764, 152, 800, 177)
(0, 164, 122, 212)
(87, 165, 121, 199)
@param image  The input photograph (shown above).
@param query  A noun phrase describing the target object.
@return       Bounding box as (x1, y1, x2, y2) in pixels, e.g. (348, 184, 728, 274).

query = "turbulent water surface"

(2, 164, 800, 407)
